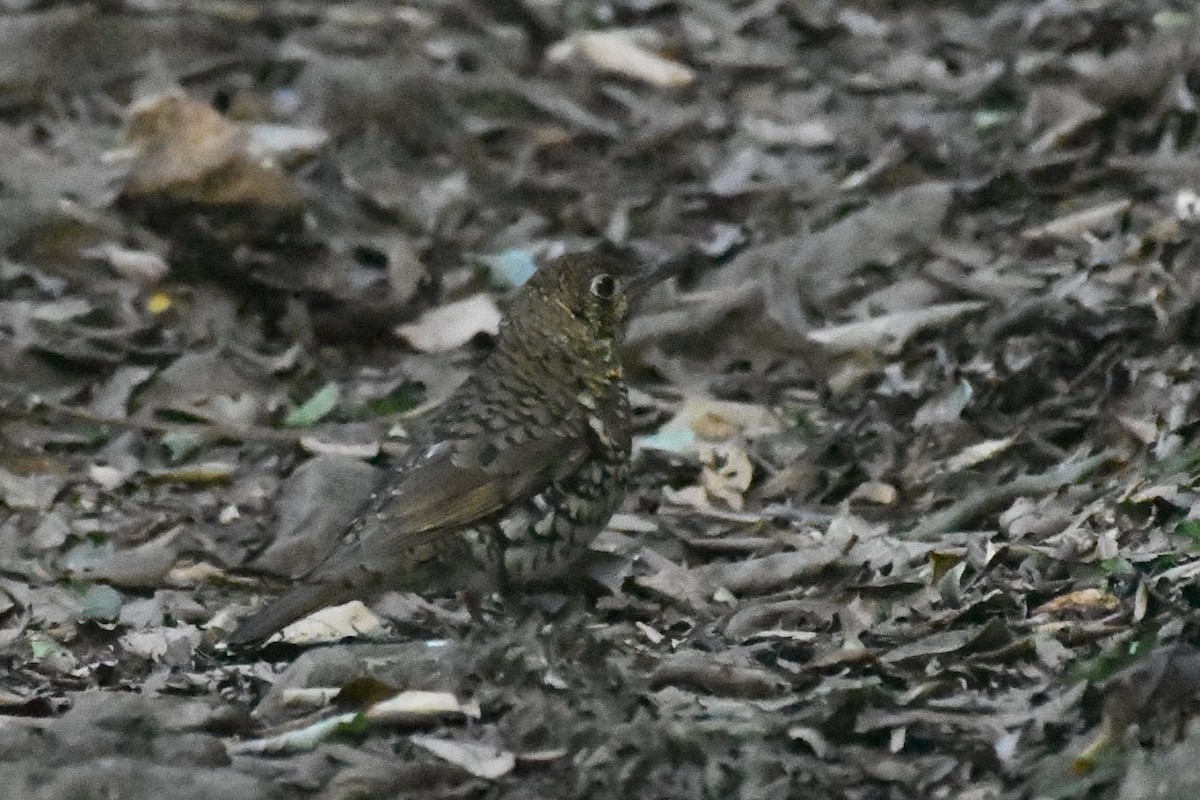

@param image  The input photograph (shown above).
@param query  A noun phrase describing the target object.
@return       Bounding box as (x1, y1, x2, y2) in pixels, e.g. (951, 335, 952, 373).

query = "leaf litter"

(4, 2, 1200, 799)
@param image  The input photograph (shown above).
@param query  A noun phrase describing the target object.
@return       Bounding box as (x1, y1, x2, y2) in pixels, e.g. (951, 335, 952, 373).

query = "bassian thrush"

(229, 252, 646, 644)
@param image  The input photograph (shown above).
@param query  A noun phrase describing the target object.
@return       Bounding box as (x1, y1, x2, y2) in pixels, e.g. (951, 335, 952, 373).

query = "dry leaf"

(568, 29, 695, 88)
(396, 294, 502, 352)
(276, 600, 386, 644)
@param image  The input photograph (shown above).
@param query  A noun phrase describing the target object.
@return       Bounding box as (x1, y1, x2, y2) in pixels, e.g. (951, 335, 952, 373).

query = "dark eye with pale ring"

(590, 274, 616, 299)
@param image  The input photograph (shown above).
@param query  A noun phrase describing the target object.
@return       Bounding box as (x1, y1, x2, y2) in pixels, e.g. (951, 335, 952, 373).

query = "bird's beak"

(627, 251, 691, 299)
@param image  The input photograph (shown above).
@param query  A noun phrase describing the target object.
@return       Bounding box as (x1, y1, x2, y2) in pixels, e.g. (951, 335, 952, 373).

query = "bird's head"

(509, 252, 634, 344)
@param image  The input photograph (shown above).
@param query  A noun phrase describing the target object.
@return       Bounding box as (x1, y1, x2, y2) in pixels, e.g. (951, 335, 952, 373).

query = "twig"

(907, 449, 1123, 540)
(23, 400, 314, 446)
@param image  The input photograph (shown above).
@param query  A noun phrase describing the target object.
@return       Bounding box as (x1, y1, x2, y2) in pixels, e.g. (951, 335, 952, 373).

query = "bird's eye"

(590, 274, 617, 299)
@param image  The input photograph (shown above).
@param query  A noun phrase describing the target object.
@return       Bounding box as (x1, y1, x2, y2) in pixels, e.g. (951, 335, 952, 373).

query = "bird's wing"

(228, 431, 567, 645)
(357, 420, 588, 538)
(230, 397, 594, 644)
(277, 420, 590, 597)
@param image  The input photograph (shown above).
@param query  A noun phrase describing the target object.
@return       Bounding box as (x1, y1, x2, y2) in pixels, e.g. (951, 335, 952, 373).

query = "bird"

(229, 251, 646, 645)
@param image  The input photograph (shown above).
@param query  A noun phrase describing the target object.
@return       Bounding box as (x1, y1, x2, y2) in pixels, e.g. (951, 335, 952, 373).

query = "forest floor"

(3, 2, 1200, 798)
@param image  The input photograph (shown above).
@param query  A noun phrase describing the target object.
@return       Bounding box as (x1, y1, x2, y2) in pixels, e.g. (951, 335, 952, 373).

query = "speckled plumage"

(229, 253, 634, 644)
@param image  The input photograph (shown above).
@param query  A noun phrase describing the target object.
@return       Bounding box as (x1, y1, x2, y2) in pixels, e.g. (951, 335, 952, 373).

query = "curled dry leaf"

(246, 122, 328, 161)
(807, 302, 987, 356)
(1021, 199, 1131, 241)
(699, 443, 754, 510)
(410, 736, 516, 780)
(229, 690, 481, 756)
(147, 461, 236, 485)
(741, 116, 836, 148)
(945, 437, 1015, 471)
(298, 437, 381, 460)
(277, 687, 340, 710)
(275, 600, 386, 645)
(80, 243, 169, 286)
(848, 481, 898, 505)
(1033, 588, 1121, 619)
(396, 294, 502, 352)
(366, 690, 482, 725)
(567, 29, 696, 89)
(87, 464, 126, 491)
(169, 561, 242, 587)
(639, 397, 781, 454)
(227, 715, 351, 756)
(912, 380, 974, 428)
(648, 650, 788, 699)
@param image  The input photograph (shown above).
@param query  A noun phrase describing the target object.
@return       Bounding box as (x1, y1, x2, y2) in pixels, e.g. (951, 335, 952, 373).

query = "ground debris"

(2, 1, 1200, 798)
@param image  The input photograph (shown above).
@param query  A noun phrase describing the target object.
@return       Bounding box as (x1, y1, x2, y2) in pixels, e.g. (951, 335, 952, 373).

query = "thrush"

(229, 251, 645, 644)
